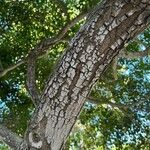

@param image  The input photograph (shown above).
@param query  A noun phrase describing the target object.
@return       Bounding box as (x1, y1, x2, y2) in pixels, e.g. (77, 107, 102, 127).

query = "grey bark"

(1, 0, 149, 150)
(0, 125, 23, 150)
(24, 0, 150, 150)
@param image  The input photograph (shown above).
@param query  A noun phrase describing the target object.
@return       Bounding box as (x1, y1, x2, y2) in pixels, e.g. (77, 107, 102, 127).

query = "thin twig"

(87, 96, 128, 112)
(87, 96, 128, 109)
(0, 60, 25, 78)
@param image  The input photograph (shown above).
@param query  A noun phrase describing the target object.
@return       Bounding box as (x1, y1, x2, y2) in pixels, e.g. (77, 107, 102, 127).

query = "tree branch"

(112, 57, 118, 80)
(0, 11, 88, 78)
(110, 47, 150, 80)
(119, 46, 150, 59)
(87, 97, 128, 112)
(26, 51, 41, 107)
(0, 124, 23, 150)
(34, 11, 88, 56)
(0, 60, 25, 78)
(87, 95, 149, 115)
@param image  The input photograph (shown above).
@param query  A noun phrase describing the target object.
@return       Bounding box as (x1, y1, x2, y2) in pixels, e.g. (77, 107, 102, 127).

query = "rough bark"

(0, 125, 23, 150)
(22, 0, 150, 150)
(9, 0, 150, 150)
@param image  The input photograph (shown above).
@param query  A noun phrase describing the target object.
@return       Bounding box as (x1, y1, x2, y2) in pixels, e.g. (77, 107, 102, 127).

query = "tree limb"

(111, 46, 150, 80)
(87, 95, 150, 115)
(112, 57, 118, 80)
(0, 124, 23, 150)
(0, 60, 25, 78)
(0, 11, 88, 78)
(34, 11, 88, 57)
(119, 46, 150, 59)
(26, 51, 41, 107)
(87, 97, 128, 111)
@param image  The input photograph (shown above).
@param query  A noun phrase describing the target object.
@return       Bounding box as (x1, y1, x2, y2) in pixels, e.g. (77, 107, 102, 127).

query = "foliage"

(0, 144, 10, 150)
(0, 0, 150, 149)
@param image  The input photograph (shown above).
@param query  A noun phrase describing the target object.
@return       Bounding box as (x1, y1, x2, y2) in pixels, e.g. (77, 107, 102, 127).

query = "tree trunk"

(19, 0, 149, 149)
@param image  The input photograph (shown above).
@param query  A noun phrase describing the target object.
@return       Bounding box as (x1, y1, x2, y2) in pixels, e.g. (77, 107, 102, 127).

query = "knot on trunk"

(29, 132, 42, 149)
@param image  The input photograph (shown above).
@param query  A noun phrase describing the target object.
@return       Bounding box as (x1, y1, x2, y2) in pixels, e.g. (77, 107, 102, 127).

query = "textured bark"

(0, 125, 23, 150)
(17, 0, 150, 150)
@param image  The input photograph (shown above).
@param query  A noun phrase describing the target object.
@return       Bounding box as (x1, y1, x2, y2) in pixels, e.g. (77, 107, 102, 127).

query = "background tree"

(0, 0, 150, 149)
